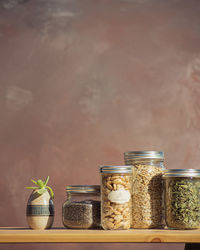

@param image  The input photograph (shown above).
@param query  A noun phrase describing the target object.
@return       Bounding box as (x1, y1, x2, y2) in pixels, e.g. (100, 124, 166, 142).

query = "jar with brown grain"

(124, 151, 165, 229)
(100, 166, 132, 230)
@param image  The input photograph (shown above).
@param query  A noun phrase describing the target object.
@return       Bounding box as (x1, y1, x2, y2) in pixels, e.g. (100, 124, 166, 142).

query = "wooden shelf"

(0, 227, 200, 243)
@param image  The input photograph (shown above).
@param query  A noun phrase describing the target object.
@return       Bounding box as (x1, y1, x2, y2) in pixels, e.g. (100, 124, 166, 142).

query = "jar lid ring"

(100, 165, 132, 173)
(124, 151, 164, 159)
(66, 185, 100, 193)
(163, 169, 200, 177)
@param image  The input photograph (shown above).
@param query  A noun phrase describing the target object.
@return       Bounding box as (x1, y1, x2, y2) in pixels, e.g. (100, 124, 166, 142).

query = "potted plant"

(26, 176, 54, 230)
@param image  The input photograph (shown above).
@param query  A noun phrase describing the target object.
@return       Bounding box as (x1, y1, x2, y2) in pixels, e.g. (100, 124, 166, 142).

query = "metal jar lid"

(66, 185, 100, 193)
(163, 169, 200, 178)
(100, 165, 132, 174)
(124, 151, 164, 160)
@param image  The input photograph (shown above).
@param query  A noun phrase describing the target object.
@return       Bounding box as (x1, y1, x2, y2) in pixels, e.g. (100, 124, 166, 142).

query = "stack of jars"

(62, 151, 200, 230)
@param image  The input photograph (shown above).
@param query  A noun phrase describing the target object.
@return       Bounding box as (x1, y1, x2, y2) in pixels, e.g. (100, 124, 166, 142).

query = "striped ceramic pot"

(26, 189, 54, 230)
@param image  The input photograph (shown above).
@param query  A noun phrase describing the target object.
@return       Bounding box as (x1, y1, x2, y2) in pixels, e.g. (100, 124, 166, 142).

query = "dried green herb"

(165, 177, 200, 229)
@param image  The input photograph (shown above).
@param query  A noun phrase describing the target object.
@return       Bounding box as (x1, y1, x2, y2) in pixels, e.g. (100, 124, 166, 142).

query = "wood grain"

(0, 228, 200, 243)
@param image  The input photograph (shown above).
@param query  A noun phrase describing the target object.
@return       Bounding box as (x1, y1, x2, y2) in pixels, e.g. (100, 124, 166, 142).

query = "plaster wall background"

(1, 0, 200, 249)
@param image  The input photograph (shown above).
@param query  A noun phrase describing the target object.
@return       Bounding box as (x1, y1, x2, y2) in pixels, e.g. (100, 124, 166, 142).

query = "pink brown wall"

(1, 0, 200, 249)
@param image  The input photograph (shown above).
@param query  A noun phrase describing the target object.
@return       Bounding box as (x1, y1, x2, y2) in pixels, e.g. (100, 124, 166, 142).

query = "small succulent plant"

(26, 176, 54, 199)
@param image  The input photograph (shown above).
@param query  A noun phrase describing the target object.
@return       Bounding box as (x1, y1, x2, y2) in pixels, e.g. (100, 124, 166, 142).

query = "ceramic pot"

(26, 189, 54, 230)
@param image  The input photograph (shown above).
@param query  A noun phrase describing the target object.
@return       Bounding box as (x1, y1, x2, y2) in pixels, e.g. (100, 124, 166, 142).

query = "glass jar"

(100, 166, 132, 230)
(163, 169, 200, 229)
(62, 185, 101, 229)
(124, 151, 165, 229)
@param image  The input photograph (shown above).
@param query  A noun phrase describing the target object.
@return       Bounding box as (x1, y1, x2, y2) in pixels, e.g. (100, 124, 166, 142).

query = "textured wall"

(1, 0, 200, 249)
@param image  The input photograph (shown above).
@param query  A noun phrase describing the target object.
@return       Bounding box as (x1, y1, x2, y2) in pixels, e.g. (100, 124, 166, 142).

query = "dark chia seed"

(63, 200, 101, 229)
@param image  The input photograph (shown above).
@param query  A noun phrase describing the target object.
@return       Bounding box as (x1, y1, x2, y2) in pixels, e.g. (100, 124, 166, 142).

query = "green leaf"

(46, 186, 54, 199)
(31, 179, 37, 185)
(37, 179, 44, 188)
(36, 188, 46, 195)
(43, 176, 49, 187)
(27, 177, 54, 199)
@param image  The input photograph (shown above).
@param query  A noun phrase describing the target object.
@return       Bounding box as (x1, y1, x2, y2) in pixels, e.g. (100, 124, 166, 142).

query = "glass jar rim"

(100, 165, 132, 173)
(124, 151, 164, 160)
(163, 169, 200, 177)
(66, 185, 100, 194)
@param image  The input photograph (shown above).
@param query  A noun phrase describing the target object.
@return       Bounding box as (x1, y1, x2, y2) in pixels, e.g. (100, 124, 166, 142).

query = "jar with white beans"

(100, 166, 132, 230)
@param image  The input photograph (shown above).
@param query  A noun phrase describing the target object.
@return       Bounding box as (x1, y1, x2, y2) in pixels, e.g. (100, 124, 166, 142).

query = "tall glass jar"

(124, 151, 165, 229)
(100, 166, 132, 230)
(163, 169, 200, 229)
(62, 185, 101, 229)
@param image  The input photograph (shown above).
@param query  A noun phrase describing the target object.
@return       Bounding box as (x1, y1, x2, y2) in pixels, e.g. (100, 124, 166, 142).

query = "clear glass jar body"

(62, 188, 100, 229)
(164, 175, 200, 229)
(101, 169, 132, 230)
(125, 155, 165, 229)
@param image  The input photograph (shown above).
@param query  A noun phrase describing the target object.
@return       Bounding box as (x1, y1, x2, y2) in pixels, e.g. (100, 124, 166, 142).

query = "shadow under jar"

(62, 185, 101, 229)
(163, 169, 200, 229)
(124, 151, 165, 229)
(100, 166, 132, 230)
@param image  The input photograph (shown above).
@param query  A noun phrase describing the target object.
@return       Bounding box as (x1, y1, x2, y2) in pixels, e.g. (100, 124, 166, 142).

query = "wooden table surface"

(0, 228, 200, 243)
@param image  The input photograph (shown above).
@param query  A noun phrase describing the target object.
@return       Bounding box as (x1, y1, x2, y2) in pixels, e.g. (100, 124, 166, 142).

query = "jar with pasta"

(124, 151, 165, 229)
(100, 166, 132, 230)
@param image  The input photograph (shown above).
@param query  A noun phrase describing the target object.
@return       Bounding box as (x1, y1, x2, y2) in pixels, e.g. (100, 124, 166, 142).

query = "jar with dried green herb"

(124, 151, 165, 229)
(163, 169, 200, 229)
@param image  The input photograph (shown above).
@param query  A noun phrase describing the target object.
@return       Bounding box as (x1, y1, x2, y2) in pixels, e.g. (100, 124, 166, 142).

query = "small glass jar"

(100, 166, 132, 230)
(163, 169, 200, 229)
(124, 151, 165, 229)
(62, 185, 101, 229)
